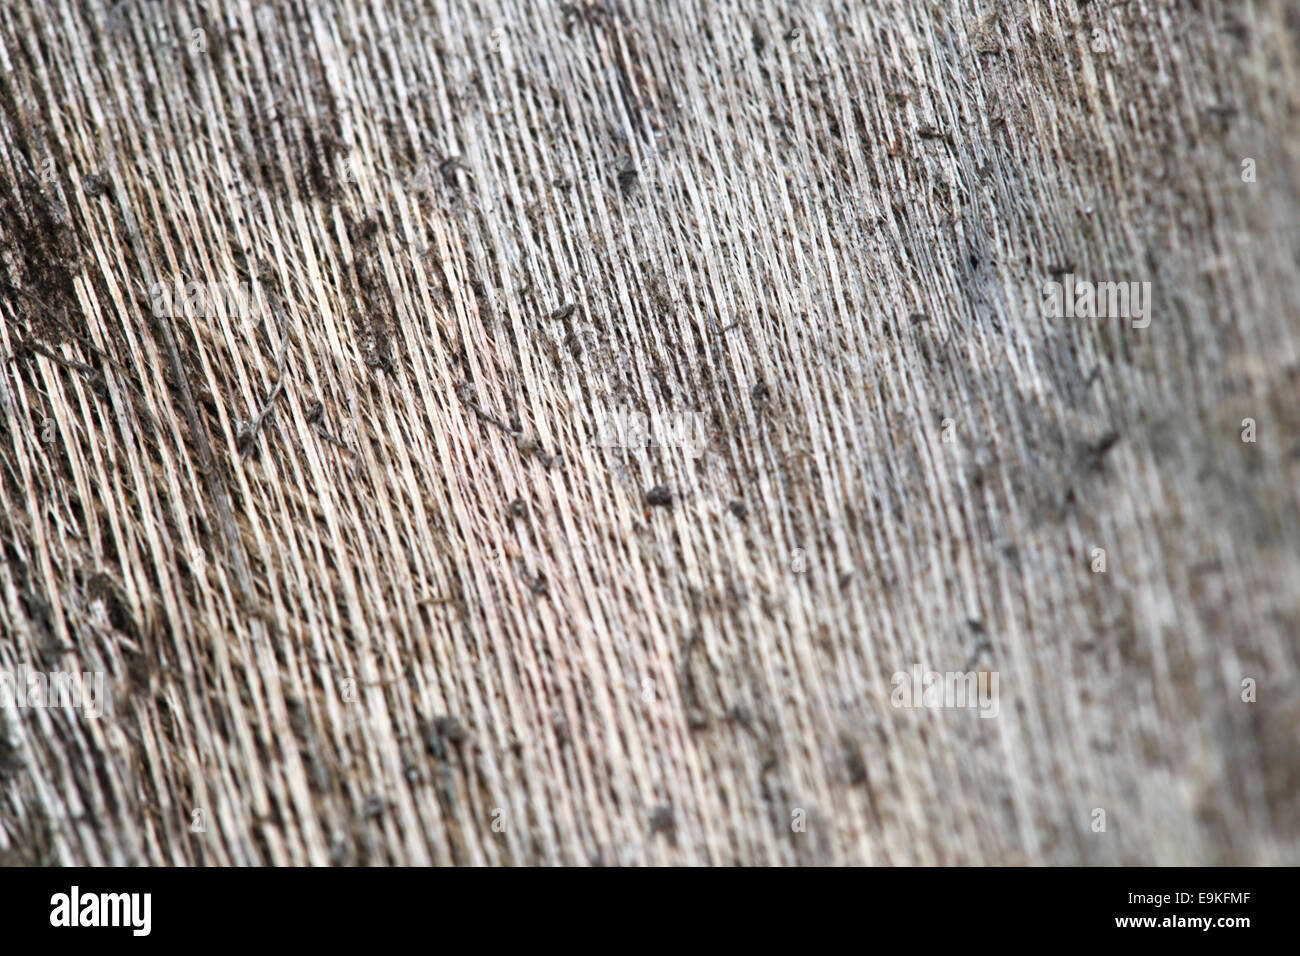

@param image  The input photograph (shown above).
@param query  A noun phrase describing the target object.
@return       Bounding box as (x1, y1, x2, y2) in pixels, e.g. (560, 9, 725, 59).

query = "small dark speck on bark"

(645, 485, 672, 507)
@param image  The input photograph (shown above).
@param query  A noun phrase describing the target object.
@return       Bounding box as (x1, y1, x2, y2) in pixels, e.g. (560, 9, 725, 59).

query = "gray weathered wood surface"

(0, 0, 1297, 865)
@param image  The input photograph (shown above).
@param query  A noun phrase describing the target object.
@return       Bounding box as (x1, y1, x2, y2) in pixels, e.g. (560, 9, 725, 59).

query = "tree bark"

(0, 0, 1296, 865)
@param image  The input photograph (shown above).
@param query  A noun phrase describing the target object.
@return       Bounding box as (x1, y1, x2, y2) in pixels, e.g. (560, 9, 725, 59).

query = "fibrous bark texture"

(0, 0, 1297, 865)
